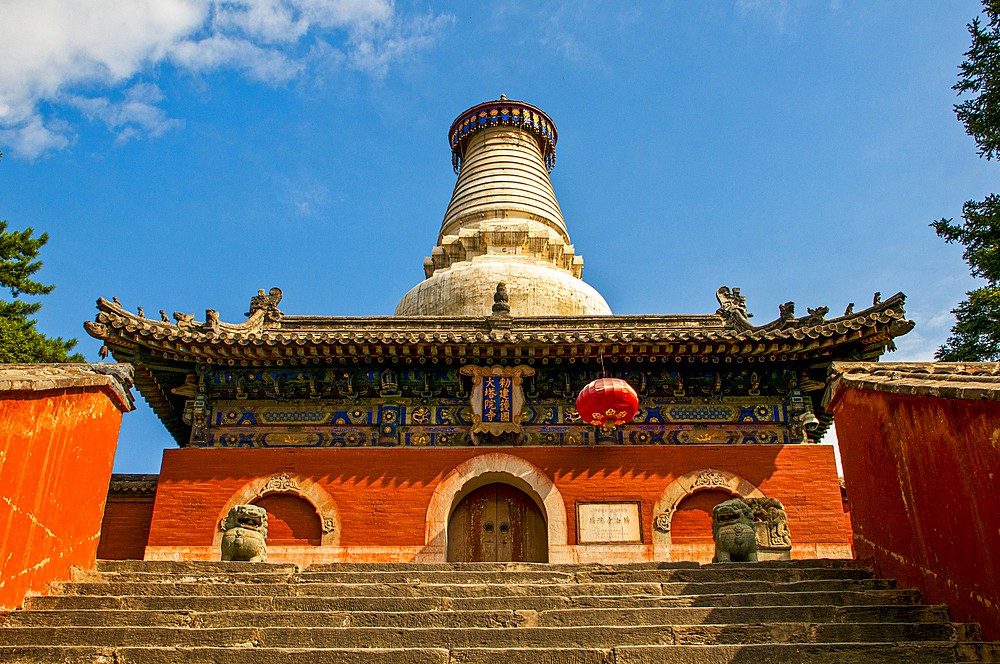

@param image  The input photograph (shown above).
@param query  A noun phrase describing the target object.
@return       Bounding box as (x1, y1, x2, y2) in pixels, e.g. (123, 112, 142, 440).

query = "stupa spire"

(395, 97, 611, 317)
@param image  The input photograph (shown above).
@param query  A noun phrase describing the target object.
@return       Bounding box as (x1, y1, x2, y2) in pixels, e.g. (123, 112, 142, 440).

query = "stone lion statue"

(711, 498, 758, 563)
(220, 504, 268, 562)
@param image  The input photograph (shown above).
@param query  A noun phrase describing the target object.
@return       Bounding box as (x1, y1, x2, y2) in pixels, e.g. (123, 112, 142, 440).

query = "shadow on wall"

(135, 441, 847, 562)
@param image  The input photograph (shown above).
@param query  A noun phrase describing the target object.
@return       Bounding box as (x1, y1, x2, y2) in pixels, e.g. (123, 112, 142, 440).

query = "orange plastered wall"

(834, 388, 1000, 640)
(148, 444, 849, 550)
(0, 388, 123, 610)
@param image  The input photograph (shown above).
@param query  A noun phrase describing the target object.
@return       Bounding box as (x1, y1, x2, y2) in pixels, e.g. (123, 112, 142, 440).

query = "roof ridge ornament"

(716, 286, 754, 330)
(247, 287, 283, 321)
(716, 286, 909, 334)
(488, 281, 513, 331)
(491, 281, 510, 316)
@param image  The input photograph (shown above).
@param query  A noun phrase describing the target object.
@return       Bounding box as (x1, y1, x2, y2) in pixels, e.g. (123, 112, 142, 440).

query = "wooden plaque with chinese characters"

(482, 376, 514, 423)
(459, 365, 534, 444)
(577, 502, 642, 544)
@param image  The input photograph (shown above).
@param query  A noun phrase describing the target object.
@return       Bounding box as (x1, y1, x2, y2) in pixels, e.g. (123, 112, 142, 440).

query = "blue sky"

(0, 0, 992, 473)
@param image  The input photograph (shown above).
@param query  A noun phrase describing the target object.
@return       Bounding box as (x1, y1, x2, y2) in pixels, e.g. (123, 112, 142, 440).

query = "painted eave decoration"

(84, 287, 914, 445)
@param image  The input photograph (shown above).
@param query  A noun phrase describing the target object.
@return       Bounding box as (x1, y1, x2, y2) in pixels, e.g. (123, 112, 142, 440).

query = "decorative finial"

(844, 303, 854, 316)
(492, 281, 510, 315)
(873, 292, 881, 305)
(449, 98, 557, 174)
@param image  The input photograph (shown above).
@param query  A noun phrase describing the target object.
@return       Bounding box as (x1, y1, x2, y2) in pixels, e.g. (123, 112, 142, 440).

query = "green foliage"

(0, 220, 84, 363)
(954, 1, 1000, 161)
(934, 1, 1000, 361)
(0, 315, 32, 363)
(934, 287, 1000, 361)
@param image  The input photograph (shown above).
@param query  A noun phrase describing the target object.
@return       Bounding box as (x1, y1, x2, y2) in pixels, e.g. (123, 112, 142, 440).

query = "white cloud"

(68, 83, 185, 144)
(0, 117, 72, 157)
(736, 0, 792, 31)
(275, 172, 331, 216)
(0, 0, 450, 159)
(346, 11, 454, 77)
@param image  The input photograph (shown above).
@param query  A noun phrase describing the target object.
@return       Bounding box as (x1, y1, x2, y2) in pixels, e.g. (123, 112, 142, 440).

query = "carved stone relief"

(744, 497, 792, 550)
(693, 470, 729, 489)
(259, 473, 297, 495)
(653, 512, 672, 533)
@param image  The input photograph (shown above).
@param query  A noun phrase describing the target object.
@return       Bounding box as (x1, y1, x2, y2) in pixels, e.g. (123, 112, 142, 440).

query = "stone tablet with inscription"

(577, 502, 641, 544)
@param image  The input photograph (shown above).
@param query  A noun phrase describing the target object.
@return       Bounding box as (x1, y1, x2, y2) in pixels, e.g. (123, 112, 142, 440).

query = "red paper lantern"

(576, 377, 639, 430)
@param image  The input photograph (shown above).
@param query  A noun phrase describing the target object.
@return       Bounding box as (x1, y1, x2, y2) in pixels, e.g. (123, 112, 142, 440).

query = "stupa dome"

(395, 97, 612, 317)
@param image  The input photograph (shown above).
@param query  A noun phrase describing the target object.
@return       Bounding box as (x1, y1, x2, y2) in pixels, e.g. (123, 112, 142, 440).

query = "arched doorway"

(251, 494, 322, 546)
(447, 483, 547, 562)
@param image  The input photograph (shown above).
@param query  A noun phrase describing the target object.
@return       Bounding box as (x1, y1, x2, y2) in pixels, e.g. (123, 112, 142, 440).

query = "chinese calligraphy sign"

(577, 502, 642, 544)
(482, 375, 514, 423)
(459, 365, 534, 444)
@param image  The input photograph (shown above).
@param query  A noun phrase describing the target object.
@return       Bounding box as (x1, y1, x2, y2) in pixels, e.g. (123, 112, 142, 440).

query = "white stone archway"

(651, 468, 765, 548)
(212, 473, 341, 548)
(423, 452, 569, 562)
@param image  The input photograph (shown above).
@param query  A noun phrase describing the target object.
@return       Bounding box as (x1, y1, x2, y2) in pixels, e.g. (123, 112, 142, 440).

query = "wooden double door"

(447, 483, 548, 562)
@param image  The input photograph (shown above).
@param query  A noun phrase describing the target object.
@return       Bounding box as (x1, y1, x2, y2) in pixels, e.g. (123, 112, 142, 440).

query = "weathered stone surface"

(220, 504, 269, 563)
(711, 499, 758, 563)
(4, 560, 998, 663)
(0, 363, 134, 411)
(613, 644, 959, 664)
(0, 647, 451, 663)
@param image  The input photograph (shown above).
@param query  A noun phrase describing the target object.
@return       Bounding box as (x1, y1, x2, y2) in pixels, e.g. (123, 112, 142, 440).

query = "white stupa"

(395, 97, 612, 317)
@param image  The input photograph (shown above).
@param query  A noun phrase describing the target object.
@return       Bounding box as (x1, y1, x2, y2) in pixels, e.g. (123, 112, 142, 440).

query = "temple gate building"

(86, 98, 914, 565)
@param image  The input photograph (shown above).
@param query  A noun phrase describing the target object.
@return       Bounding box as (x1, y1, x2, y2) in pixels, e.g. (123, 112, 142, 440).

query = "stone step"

(80, 567, 877, 585)
(9, 559, 992, 664)
(0, 643, 972, 664)
(297, 568, 875, 584)
(93, 559, 865, 574)
(50, 578, 892, 599)
(956, 640, 1000, 663)
(0, 646, 452, 664)
(94, 561, 300, 574)
(0, 604, 952, 629)
(23, 588, 925, 613)
(0, 623, 960, 648)
(74, 569, 298, 584)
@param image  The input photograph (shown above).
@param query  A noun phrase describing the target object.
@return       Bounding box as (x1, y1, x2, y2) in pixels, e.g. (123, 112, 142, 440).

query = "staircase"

(1, 559, 998, 663)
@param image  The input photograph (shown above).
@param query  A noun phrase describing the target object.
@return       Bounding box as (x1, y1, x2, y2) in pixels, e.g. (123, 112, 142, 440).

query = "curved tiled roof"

(85, 289, 913, 445)
(824, 361, 1000, 408)
(108, 474, 159, 496)
(86, 291, 912, 365)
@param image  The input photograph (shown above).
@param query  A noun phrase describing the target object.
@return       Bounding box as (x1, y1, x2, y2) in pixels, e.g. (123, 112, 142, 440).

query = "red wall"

(671, 489, 733, 540)
(147, 444, 849, 552)
(97, 499, 155, 560)
(0, 388, 123, 610)
(832, 388, 1000, 639)
(253, 494, 322, 545)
